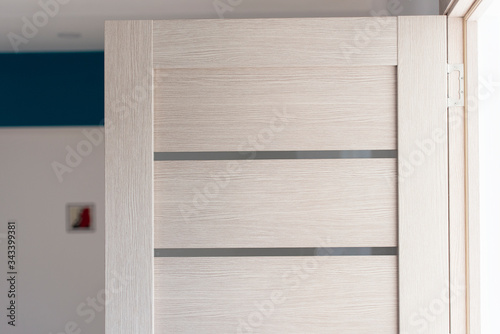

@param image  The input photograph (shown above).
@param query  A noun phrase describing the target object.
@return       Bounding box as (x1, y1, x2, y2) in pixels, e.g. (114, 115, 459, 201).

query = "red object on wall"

(73, 207, 91, 228)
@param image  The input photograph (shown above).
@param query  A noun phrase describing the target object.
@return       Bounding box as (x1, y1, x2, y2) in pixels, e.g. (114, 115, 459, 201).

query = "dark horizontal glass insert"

(154, 150, 397, 161)
(154, 247, 397, 257)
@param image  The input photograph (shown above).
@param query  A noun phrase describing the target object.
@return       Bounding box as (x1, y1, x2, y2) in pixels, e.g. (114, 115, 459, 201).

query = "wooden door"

(105, 17, 449, 334)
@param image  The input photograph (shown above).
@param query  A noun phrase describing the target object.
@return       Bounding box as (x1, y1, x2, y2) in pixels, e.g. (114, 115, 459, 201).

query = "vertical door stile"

(398, 16, 450, 334)
(105, 20, 154, 334)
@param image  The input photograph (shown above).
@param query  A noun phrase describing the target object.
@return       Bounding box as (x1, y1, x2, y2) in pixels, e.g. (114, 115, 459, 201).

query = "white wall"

(0, 128, 104, 334)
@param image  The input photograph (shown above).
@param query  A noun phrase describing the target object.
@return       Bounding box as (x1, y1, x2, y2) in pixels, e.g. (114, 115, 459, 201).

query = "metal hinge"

(447, 64, 465, 107)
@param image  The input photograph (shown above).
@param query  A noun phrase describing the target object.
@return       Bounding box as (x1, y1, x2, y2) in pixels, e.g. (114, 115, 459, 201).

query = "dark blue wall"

(0, 52, 104, 127)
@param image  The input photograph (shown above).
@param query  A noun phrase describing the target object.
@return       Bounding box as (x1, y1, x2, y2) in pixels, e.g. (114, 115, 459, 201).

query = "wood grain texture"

(154, 159, 397, 248)
(154, 256, 398, 334)
(154, 66, 396, 152)
(448, 17, 467, 334)
(466, 20, 481, 334)
(105, 20, 153, 334)
(153, 18, 397, 68)
(398, 16, 450, 334)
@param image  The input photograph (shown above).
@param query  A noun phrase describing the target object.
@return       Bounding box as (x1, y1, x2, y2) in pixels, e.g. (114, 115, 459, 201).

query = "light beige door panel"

(155, 159, 397, 248)
(155, 256, 397, 334)
(154, 66, 396, 152)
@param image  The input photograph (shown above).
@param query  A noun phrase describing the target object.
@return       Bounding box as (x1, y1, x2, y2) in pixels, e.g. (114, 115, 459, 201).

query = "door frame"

(447, 1, 495, 333)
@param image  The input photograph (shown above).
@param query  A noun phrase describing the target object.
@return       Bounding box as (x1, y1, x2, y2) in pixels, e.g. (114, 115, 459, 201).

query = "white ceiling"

(0, 0, 438, 53)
